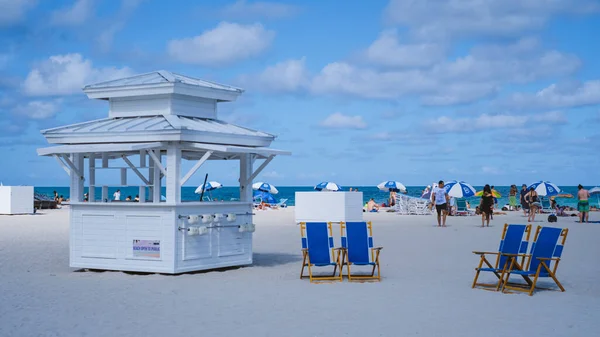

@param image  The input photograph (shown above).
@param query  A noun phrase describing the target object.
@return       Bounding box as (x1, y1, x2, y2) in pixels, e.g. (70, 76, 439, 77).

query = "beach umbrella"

(377, 181, 407, 193)
(527, 181, 560, 196)
(443, 180, 477, 198)
(314, 181, 342, 191)
(589, 187, 600, 194)
(252, 182, 279, 194)
(194, 181, 223, 194)
(253, 191, 277, 204)
(475, 190, 502, 198)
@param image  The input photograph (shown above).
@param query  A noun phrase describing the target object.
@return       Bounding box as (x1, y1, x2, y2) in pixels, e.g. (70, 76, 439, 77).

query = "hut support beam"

(239, 154, 253, 202)
(60, 154, 84, 180)
(147, 149, 167, 175)
(248, 155, 274, 182)
(53, 155, 70, 176)
(121, 155, 151, 185)
(180, 151, 213, 186)
(166, 146, 181, 204)
(88, 154, 95, 202)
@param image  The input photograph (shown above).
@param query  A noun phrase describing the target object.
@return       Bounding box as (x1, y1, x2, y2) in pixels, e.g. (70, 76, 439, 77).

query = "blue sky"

(1, 0, 600, 187)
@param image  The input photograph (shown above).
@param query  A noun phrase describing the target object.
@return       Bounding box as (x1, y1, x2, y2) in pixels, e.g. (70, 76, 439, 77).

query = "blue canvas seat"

(299, 222, 343, 282)
(472, 224, 532, 290)
(500, 226, 568, 296)
(340, 221, 382, 281)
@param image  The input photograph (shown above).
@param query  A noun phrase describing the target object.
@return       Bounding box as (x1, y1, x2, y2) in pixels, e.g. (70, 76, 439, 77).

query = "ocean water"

(35, 186, 592, 208)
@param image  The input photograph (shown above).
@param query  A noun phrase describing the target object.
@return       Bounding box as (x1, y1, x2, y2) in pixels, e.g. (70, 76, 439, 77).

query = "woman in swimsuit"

(525, 187, 539, 222)
(479, 184, 494, 227)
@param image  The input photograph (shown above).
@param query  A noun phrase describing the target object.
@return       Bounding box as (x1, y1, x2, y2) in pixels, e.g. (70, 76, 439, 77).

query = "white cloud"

(425, 111, 567, 133)
(0, 0, 36, 26)
(505, 80, 600, 109)
(364, 29, 446, 68)
(261, 170, 284, 179)
(309, 38, 579, 103)
(384, 0, 599, 40)
(22, 53, 134, 96)
(50, 0, 94, 26)
(215, 0, 300, 19)
(319, 112, 367, 130)
(167, 22, 275, 66)
(12, 100, 61, 119)
(243, 58, 310, 92)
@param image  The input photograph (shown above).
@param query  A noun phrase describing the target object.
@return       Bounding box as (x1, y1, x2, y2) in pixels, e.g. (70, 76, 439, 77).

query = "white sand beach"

(1, 208, 599, 337)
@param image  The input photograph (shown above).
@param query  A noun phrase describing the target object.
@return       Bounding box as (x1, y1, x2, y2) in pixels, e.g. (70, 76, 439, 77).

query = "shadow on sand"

(250, 252, 302, 267)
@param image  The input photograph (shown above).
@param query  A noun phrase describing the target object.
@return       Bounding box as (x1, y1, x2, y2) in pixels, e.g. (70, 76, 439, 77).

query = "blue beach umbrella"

(444, 180, 476, 198)
(252, 182, 279, 194)
(377, 181, 407, 193)
(194, 181, 223, 194)
(253, 191, 277, 204)
(314, 182, 342, 191)
(527, 181, 561, 196)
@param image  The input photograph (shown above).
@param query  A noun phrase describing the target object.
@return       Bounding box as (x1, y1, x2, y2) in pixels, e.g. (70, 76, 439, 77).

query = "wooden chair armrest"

(373, 247, 383, 251)
(536, 257, 560, 261)
(472, 251, 499, 255)
(333, 247, 345, 251)
(301, 248, 308, 252)
(499, 253, 528, 257)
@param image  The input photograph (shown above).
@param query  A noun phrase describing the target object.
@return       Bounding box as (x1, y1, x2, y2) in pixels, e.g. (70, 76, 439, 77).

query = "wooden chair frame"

(340, 221, 382, 282)
(500, 226, 568, 296)
(472, 223, 532, 291)
(299, 222, 343, 283)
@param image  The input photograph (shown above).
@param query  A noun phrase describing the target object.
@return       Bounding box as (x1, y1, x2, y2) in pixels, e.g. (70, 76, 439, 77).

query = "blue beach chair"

(540, 197, 553, 213)
(472, 224, 532, 290)
(340, 221, 383, 281)
(299, 222, 343, 282)
(500, 226, 568, 296)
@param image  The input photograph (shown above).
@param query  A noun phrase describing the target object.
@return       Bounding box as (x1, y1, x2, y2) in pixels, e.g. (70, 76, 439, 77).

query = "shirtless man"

(367, 198, 379, 212)
(578, 184, 591, 223)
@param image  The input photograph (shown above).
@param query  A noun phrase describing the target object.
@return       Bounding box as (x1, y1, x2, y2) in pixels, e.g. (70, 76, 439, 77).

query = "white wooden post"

(70, 153, 84, 202)
(102, 153, 109, 168)
(120, 168, 127, 186)
(239, 153, 253, 202)
(152, 150, 162, 203)
(88, 154, 95, 202)
(166, 146, 181, 204)
(102, 186, 108, 202)
(139, 150, 146, 167)
(148, 155, 154, 202)
(138, 185, 146, 203)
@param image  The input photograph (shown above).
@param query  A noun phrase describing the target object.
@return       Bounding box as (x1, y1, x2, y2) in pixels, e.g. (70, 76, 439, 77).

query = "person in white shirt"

(431, 180, 450, 227)
(113, 189, 121, 201)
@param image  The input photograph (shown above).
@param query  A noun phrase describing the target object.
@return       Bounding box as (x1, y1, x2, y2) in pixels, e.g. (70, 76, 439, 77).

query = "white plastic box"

(0, 186, 34, 215)
(294, 191, 364, 223)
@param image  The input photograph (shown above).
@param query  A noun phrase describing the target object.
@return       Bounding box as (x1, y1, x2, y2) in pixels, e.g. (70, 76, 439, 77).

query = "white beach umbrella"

(252, 182, 279, 194)
(377, 181, 407, 193)
(589, 187, 600, 194)
(527, 181, 560, 196)
(314, 181, 342, 191)
(194, 181, 223, 194)
(443, 180, 476, 198)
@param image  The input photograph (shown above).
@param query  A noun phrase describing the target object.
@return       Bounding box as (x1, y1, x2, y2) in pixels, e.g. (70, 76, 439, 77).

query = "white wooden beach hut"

(36, 71, 290, 274)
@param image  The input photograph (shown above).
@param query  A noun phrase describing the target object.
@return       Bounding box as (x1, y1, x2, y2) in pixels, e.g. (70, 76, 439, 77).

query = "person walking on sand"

(509, 185, 518, 211)
(520, 184, 529, 217)
(479, 184, 494, 227)
(578, 184, 591, 223)
(432, 180, 450, 227)
(525, 187, 539, 222)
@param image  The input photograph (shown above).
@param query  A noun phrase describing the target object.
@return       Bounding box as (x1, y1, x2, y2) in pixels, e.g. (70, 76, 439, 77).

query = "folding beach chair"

(501, 226, 568, 296)
(472, 224, 532, 290)
(540, 197, 553, 213)
(272, 198, 288, 209)
(340, 221, 382, 281)
(299, 222, 343, 282)
(455, 198, 471, 216)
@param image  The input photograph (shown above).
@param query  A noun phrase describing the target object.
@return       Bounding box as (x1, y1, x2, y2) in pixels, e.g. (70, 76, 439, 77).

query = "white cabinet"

(294, 192, 363, 223)
(0, 186, 34, 215)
